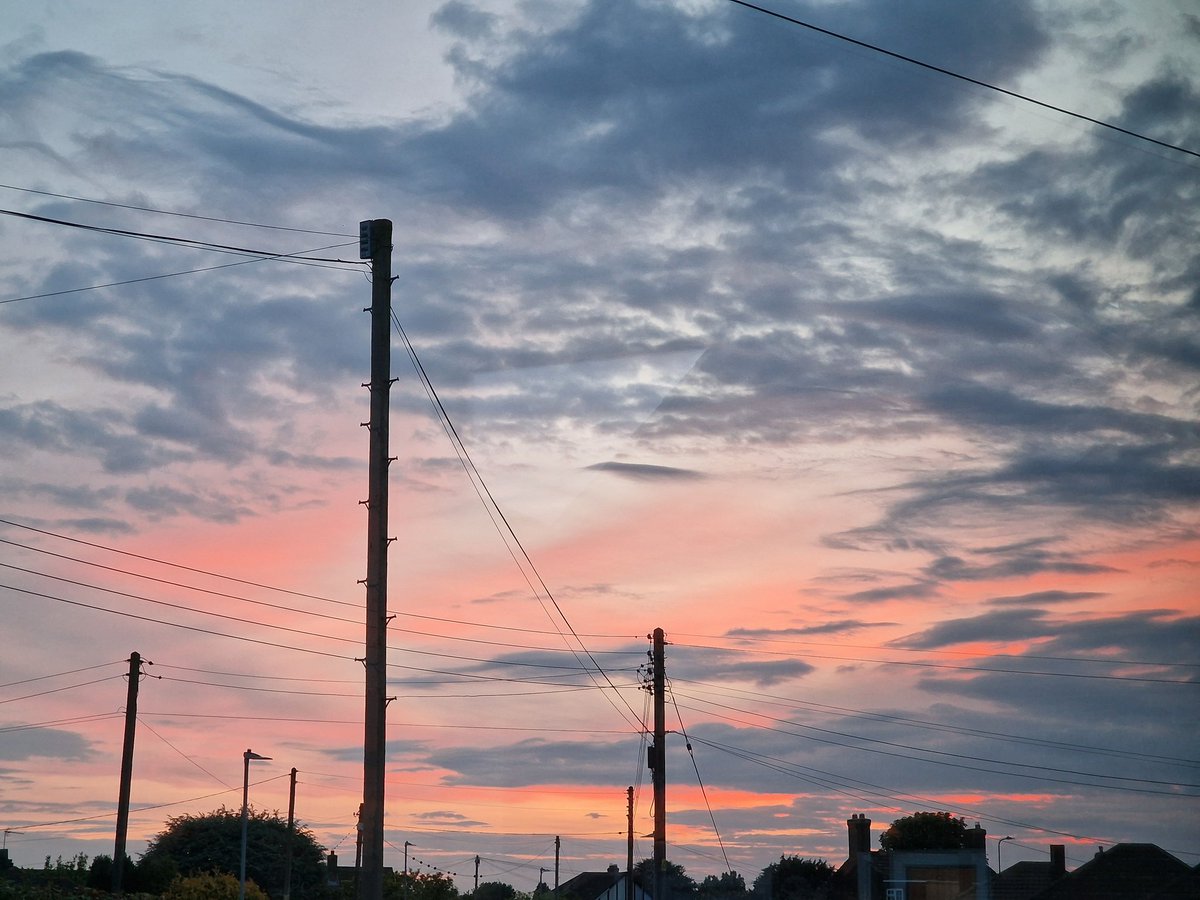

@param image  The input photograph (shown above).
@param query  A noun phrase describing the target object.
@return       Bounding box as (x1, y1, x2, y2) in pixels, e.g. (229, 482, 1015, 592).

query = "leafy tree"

(472, 881, 518, 900)
(141, 805, 328, 898)
(634, 858, 697, 898)
(752, 857, 834, 900)
(698, 870, 747, 900)
(163, 869, 270, 899)
(385, 870, 460, 900)
(879, 812, 969, 852)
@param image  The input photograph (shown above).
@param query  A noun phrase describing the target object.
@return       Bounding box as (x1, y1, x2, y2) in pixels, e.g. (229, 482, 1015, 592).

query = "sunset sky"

(1, 0, 1197, 891)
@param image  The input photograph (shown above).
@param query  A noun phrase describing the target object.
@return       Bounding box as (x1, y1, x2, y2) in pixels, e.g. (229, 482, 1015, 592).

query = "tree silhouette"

(879, 812, 970, 852)
(140, 805, 327, 898)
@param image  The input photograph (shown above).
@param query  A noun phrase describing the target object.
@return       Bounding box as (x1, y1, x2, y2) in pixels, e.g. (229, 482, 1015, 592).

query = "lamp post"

(997, 836, 1014, 875)
(240, 749, 272, 900)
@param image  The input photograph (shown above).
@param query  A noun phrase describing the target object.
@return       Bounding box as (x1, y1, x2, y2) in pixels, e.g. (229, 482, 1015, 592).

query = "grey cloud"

(892, 608, 1054, 649)
(727, 620, 886, 638)
(586, 461, 704, 481)
(432, 738, 632, 786)
(985, 590, 1106, 606)
(923, 552, 1117, 582)
(842, 582, 940, 603)
(0, 727, 93, 762)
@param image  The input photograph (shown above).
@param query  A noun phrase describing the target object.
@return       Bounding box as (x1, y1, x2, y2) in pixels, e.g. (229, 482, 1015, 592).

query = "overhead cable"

(725, 0, 1200, 161)
(0, 183, 354, 236)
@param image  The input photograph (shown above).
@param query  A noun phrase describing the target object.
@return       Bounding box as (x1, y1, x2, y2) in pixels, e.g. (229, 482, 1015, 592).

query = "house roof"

(1144, 863, 1200, 900)
(1031, 844, 1191, 900)
(559, 870, 643, 900)
(993, 860, 1061, 900)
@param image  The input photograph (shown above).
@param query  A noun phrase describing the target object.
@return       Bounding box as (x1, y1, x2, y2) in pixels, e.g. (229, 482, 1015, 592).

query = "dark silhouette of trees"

(383, 870, 460, 900)
(140, 805, 327, 898)
(879, 812, 970, 852)
(752, 856, 834, 900)
(635, 858, 698, 898)
(471, 881, 518, 900)
(698, 870, 746, 900)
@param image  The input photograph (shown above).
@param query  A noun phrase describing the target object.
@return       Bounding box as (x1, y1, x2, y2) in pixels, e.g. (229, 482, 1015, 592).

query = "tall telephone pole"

(359, 218, 394, 900)
(112, 651, 144, 895)
(651, 628, 666, 900)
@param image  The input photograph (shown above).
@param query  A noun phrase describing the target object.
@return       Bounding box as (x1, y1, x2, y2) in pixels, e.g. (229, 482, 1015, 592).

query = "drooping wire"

(667, 680, 732, 873)
(725, 0, 1200, 161)
(391, 311, 645, 731)
(0, 208, 362, 264)
(0, 517, 356, 607)
(0, 183, 354, 236)
(0, 660, 125, 689)
(137, 716, 234, 789)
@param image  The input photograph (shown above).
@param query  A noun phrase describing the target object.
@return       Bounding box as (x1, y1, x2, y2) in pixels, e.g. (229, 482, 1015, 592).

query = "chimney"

(965, 823, 987, 851)
(1050, 845, 1065, 878)
(847, 814, 872, 857)
(608, 865, 620, 876)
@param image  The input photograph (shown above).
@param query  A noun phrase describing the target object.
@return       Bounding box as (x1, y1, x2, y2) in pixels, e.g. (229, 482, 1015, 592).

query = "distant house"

(830, 814, 993, 900)
(1025, 843, 1192, 900)
(992, 845, 1066, 900)
(559, 864, 652, 900)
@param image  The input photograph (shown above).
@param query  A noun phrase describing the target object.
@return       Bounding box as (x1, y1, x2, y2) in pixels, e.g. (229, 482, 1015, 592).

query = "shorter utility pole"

(113, 651, 145, 895)
(283, 767, 298, 900)
(474, 855, 480, 893)
(650, 628, 666, 900)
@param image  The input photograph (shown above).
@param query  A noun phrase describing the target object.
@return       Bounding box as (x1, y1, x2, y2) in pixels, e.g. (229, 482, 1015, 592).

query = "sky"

(1, 0, 1197, 890)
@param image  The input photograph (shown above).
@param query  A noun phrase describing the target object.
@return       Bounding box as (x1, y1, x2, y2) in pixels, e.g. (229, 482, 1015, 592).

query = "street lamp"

(997, 835, 1014, 875)
(240, 749, 272, 900)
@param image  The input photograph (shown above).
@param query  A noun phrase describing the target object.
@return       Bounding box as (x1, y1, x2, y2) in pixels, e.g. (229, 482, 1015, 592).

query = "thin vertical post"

(652, 628, 666, 900)
(360, 218, 393, 900)
(112, 652, 142, 895)
(283, 767, 297, 900)
(626, 787, 634, 900)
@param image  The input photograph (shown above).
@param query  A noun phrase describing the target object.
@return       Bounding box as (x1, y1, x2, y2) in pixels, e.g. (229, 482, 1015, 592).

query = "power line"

(0, 518, 640, 640)
(137, 715, 233, 789)
(0, 675, 125, 706)
(0, 660, 125, 689)
(724, 0, 1200, 161)
(394, 314, 647, 733)
(0, 207, 362, 264)
(672, 676, 1200, 769)
(689, 629, 1200, 671)
(667, 683, 731, 873)
(0, 713, 124, 733)
(0, 539, 363, 626)
(672, 696, 1198, 796)
(0, 253, 342, 305)
(0, 183, 355, 236)
(0, 580, 354, 661)
(672, 638, 1197, 685)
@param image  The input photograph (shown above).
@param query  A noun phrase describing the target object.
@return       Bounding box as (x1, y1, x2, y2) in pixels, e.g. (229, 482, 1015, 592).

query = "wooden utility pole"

(359, 218, 394, 900)
(112, 651, 144, 895)
(283, 767, 298, 900)
(554, 836, 560, 893)
(651, 628, 666, 900)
